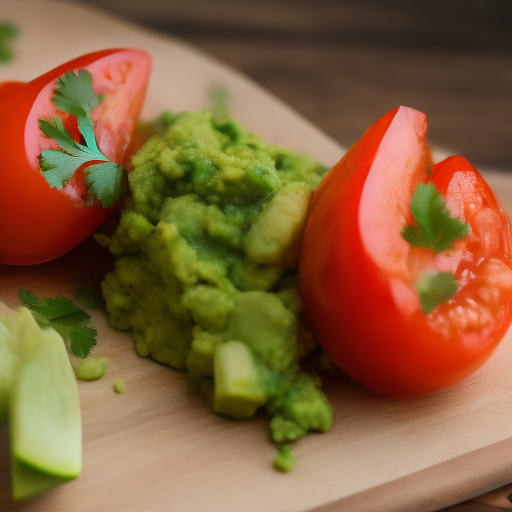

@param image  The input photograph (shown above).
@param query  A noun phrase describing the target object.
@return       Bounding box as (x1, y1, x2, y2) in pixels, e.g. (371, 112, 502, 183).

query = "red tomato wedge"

(0, 49, 151, 265)
(299, 106, 512, 396)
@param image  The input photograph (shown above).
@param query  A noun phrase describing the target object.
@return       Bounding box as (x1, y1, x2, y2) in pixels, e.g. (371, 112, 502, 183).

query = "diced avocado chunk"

(213, 341, 266, 419)
(11, 328, 81, 499)
(227, 291, 296, 372)
(244, 183, 312, 267)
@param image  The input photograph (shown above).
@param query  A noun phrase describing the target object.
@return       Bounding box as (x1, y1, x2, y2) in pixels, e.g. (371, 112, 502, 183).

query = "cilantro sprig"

(401, 182, 469, 314)
(19, 289, 97, 358)
(416, 271, 459, 314)
(401, 182, 468, 254)
(38, 69, 124, 207)
(0, 23, 18, 63)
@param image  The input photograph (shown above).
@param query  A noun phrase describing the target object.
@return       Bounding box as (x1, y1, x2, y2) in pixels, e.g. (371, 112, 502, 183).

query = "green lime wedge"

(10, 327, 81, 500)
(11, 457, 68, 501)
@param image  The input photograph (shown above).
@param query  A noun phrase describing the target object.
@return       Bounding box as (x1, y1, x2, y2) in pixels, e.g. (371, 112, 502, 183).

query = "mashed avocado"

(102, 111, 333, 461)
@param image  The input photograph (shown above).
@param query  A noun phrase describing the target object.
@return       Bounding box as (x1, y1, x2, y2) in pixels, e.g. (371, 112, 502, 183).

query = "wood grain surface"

(62, 0, 512, 171)
(2, 1, 512, 511)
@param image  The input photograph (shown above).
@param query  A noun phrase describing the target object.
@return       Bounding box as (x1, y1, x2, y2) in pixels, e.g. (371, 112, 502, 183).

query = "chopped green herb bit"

(75, 357, 107, 381)
(0, 23, 18, 63)
(273, 445, 295, 473)
(401, 182, 468, 254)
(416, 271, 459, 314)
(38, 69, 125, 208)
(18, 289, 97, 358)
(113, 377, 125, 394)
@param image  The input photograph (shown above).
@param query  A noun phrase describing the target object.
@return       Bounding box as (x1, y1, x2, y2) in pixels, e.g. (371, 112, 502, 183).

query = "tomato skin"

(0, 81, 26, 103)
(0, 49, 151, 265)
(299, 107, 512, 397)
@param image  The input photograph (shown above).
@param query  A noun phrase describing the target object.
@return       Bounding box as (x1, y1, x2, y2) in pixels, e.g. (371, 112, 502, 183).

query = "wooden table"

(64, 0, 512, 172)
(4, 1, 512, 510)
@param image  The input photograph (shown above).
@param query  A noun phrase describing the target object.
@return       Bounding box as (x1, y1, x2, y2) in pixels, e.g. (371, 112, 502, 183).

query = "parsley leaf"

(416, 271, 459, 314)
(38, 69, 124, 207)
(19, 289, 97, 358)
(0, 23, 18, 63)
(401, 182, 469, 254)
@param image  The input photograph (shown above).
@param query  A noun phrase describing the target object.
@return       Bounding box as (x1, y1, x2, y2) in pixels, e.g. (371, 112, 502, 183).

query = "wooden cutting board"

(2, 2, 512, 511)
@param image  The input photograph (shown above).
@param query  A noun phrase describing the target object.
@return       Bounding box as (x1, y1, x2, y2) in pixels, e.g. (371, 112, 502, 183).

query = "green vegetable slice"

(11, 328, 81, 499)
(11, 459, 68, 502)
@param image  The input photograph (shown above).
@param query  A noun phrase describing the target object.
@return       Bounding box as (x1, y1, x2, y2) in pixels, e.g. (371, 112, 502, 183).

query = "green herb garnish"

(401, 182, 469, 313)
(38, 69, 124, 207)
(401, 182, 468, 254)
(19, 289, 97, 358)
(0, 23, 18, 63)
(416, 271, 459, 314)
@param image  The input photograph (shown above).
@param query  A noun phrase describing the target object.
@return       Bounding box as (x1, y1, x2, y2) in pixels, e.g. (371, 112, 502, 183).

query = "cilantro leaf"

(77, 115, 101, 152)
(416, 271, 459, 314)
(68, 330, 97, 358)
(0, 23, 18, 63)
(401, 182, 469, 254)
(38, 68, 124, 207)
(38, 117, 82, 156)
(19, 288, 97, 358)
(85, 162, 124, 208)
(38, 149, 90, 187)
(52, 69, 102, 117)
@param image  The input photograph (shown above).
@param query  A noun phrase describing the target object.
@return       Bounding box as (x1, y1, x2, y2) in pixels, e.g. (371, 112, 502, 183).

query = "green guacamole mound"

(102, 110, 333, 446)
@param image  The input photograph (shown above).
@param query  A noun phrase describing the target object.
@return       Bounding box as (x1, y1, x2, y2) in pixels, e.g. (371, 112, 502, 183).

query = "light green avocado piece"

(213, 340, 266, 419)
(227, 291, 296, 372)
(244, 182, 312, 267)
(11, 327, 81, 500)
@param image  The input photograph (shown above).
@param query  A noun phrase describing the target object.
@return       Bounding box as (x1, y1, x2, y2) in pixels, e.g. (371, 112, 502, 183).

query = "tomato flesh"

(0, 49, 151, 265)
(299, 106, 512, 396)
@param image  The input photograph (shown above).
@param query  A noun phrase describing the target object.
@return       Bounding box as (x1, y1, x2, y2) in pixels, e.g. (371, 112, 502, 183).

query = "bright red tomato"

(0, 49, 151, 265)
(299, 106, 512, 396)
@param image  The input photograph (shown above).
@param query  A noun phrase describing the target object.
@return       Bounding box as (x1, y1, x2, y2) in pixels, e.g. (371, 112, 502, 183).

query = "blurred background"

(37, 0, 512, 169)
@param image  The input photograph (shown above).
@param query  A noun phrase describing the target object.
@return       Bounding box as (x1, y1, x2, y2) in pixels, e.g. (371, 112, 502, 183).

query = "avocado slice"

(213, 340, 266, 419)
